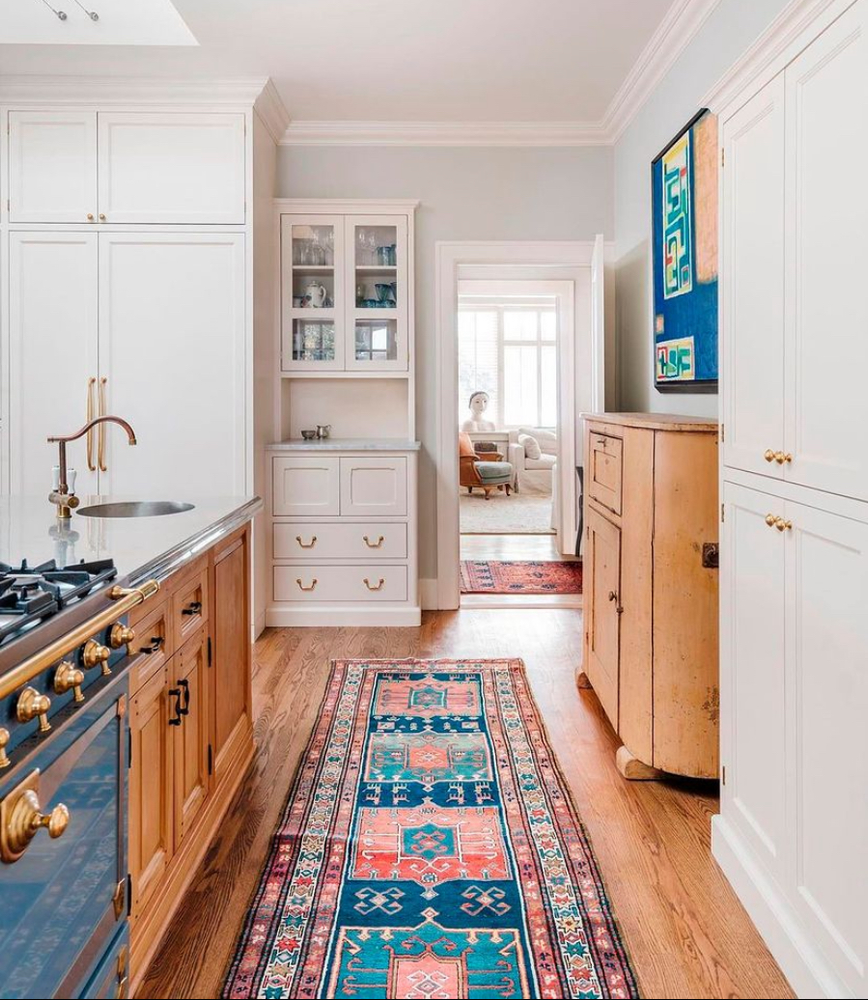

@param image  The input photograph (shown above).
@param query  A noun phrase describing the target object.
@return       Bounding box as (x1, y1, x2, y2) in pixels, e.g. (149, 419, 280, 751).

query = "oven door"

(0, 676, 128, 999)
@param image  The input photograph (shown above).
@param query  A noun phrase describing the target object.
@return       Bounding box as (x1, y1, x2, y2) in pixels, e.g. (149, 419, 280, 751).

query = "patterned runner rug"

(223, 659, 638, 999)
(461, 559, 583, 594)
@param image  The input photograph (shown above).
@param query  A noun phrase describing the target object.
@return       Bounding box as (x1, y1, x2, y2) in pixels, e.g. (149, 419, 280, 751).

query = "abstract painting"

(652, 108, 719, 391)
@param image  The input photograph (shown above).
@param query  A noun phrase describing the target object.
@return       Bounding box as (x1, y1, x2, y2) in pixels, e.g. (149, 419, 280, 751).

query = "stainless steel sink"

(77, 501, 195, 518)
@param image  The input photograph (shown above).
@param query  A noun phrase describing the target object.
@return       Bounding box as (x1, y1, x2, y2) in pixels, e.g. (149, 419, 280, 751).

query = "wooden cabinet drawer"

(588, 431, 623, 515)
(274, 521, 408, 561)
(128, 599, 173, 695)
(274, 564, 408, 603)
(273, 456, 340, 517)
(171, 560, 209, 650)
(340, 456, 407, 516)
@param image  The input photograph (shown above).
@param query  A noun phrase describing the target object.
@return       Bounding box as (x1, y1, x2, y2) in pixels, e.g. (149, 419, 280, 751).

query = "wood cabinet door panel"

(586, 506, 621, 726)
(129, 666, 173, 919)
(587, 431, 623, 515)
(172, 630, 210, 847)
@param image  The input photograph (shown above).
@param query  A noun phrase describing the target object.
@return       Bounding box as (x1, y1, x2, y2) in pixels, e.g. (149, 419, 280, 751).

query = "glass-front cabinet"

(281, 212, 409, 373)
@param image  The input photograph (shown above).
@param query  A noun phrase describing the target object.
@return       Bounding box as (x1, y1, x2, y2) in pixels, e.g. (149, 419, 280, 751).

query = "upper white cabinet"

(7, 111, 97, 224)
(722, 1, 868, 503)
(97, 113, 246, 224)
(6, 111, 246, 225)
(281, 208, 411, 373)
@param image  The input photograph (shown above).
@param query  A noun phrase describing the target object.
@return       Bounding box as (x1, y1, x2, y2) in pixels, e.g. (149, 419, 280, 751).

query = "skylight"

(0, 0, 198, 45)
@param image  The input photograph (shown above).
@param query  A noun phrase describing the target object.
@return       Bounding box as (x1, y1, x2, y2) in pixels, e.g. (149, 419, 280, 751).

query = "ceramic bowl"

(300, 429, 318, 441)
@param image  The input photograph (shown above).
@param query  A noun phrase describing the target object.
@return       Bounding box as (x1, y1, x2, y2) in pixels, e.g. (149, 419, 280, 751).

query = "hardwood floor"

(135, 610, 794, 1000)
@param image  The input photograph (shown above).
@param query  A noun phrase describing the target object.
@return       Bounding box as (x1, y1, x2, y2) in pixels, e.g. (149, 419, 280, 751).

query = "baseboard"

(266, 605, 422, 627)
(420, 578, 438, 610)
(251, 610, 266, 641)
(711, 816, 847, 999)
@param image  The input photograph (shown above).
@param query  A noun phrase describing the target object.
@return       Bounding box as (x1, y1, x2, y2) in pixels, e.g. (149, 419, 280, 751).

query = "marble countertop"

(267, 438, 421, 452)
(0, 495, 263, 586)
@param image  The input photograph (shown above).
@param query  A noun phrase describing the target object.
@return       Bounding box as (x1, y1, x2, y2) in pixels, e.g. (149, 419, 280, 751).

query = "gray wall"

(613, 0, 791, 416)
(277, 146, 613, 581)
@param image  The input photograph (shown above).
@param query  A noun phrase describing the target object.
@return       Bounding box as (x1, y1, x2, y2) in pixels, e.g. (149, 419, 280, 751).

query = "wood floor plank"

(135, 609, 794, 1000)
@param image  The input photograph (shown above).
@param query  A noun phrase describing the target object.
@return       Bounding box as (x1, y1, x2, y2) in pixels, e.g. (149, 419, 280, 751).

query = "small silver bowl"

(300, 429, 318, 441)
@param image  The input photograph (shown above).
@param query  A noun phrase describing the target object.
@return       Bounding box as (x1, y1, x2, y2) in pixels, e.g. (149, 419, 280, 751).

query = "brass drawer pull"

(764, 449, 776, 463)
(765, 513, 778, 527)
(775, 451, 793, 465)
(363, 535, 385, 549)
(1, 771, 69, 864)
(296, 535, 317, 549)
(86, 377, 97, 471)
(181, 600, 202, 616)
(364, 578, 386, 592)
(775, 517, 793, 532)
(296, 578, 317, 592)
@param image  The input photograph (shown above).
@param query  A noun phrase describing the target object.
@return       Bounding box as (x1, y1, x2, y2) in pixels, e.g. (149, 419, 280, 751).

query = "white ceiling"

(0, 0, 680, 124)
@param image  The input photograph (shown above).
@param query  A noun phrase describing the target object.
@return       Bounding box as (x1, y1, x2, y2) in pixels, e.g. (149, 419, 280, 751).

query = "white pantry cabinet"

(717, 2, 868, 996)
(6, 111, 245, 225)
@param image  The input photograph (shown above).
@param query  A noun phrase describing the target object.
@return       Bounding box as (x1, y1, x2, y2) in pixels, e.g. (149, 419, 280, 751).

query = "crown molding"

(253, 78, 291, 143)
(280, 119, 610, 147)
(601, 0, 724, 143)
(0, 75, 272, 107)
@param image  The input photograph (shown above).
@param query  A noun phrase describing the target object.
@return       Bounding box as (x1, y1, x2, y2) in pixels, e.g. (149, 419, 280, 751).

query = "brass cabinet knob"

(2, 785, 69, 863)
(16, 687, 51, 732)
(764, 450, 776, 463)
(99, 213, 106, 221)
(54, 661, 85, 703)
(775, 517, 793, 532)
(83, 639, 112, 675)
(0, 729, 9, 770)
(765, 513, 778, 527)
(109, 623, 136, 649)
(775, 451, 793, 465)
(86, 213, 95, 222)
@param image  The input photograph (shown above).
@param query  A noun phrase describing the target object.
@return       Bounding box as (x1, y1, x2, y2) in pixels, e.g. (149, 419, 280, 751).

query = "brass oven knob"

(110, 623, 136, 650)
(3, 786, 69, 862)
(16, 688, 52, 732)
(83, 639, 112, 675)
(54, 661, 85, 703)
(0, 729, 9, 769)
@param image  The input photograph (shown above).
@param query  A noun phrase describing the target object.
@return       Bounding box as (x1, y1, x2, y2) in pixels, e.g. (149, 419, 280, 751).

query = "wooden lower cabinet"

(127, 525, 254, 989)
(581, 414, 720, 780)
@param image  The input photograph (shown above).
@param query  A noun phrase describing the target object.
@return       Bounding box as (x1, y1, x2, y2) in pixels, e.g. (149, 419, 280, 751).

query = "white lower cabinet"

(717, 478, 868, 998)
(267, 445, 420, 626)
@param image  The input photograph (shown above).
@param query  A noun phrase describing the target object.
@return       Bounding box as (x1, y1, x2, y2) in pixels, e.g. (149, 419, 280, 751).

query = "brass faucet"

(48, 416, 137, 519)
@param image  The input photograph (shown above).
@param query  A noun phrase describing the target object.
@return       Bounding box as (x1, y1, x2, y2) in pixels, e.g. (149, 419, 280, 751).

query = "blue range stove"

(0, 561, 159, 999)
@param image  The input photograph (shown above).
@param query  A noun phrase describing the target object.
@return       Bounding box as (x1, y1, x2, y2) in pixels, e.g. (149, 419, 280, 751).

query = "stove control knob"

(16, 687, 52, 733)
(0, 728, 9, 769)
(109, 623, 136, 650)
(54, 661, 85, 703)
(83, 640, 112, 675)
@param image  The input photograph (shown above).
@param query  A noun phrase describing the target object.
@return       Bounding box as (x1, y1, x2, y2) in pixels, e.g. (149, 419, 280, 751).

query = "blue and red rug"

(223, 659, 638, 999)
(460, 560, 583, 595)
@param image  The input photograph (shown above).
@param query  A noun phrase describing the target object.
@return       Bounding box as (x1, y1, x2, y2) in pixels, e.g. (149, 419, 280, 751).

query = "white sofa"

(507, 427, 557, 493)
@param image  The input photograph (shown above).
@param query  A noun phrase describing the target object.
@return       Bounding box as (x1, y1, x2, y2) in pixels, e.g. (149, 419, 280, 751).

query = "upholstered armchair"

(459, 431, 514, 499)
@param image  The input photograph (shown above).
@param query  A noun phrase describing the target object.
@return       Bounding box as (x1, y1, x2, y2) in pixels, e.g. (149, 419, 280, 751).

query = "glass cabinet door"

(345, 216, 408, 371)
(281, 215, 344, 370)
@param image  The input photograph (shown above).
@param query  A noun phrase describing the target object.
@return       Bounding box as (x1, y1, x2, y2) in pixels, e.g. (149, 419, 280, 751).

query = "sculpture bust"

(462, 391, 496, 433)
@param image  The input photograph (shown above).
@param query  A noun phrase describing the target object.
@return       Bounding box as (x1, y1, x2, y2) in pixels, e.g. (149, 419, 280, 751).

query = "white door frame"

(435, 240, 602, 610)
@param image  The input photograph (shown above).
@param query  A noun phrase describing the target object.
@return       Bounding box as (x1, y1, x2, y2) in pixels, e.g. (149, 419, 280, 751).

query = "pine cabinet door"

(585, 506, 621, 727)
(720, 482, 788, 885)
(129, 666, 173, 920)
(97, 113, 245, 224)
(786, 498, 868, 996)
(7, 111, 97, 223)
(721, 75, 786, 478)
(784, 3, 868, 502)
(172, 631, 210, 847)
(97, 233, 245, 497)
(7, 232, 100, 497)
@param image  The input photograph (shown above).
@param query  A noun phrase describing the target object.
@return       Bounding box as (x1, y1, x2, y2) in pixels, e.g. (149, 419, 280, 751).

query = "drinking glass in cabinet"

(355, 280, 397, 308)
(355, 225, 398, 268)
(355, 319, 398, 362)
(293, 319, 336, 362)
(292, 224, 335, 266)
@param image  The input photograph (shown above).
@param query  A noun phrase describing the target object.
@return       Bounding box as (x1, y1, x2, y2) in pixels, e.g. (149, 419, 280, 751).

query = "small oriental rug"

(223, 659, 638, 999)
(460, 559, 583, 594)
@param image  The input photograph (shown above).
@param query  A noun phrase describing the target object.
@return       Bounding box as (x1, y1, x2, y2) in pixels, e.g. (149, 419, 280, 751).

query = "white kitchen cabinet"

(7, 232, 99, 496)
(273, 521, 408, 561)
(97, 113, 246, 224)
(272, 456, 341, 517)
(721, 76, 786, 480)
(340, 456, 408, 517)
(7, 111, 97, 224)
(274, 564, 408, 603)
(97, 233, 246, 497)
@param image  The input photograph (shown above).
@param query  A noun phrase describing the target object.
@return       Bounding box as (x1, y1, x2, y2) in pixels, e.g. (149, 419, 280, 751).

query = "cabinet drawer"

(340, 457, 408, 516)
(128, 599, 173, 694)
(273, 456, 340, 517)
(274, 564, 408, 603)
(171, 560, 210, 650)
(588, 432, 623, 515)
(274, 521, 408, 560)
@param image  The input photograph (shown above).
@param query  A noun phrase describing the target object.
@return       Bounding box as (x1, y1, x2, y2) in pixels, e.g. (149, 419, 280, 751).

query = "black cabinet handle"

(181, 601, 202, 617)
(177, 678, 190, 715)
(168, 688, 183, 726)
(140, 636, 165, 655)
